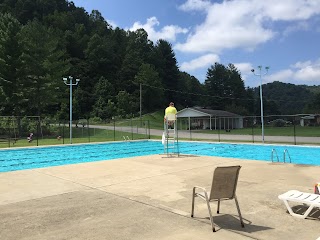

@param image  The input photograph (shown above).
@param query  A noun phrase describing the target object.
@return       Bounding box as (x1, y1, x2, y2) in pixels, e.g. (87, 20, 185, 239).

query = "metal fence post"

(87, 118, 90, 143)
(36, 117, 39, 146)
(131, 118, 133, 140)
(62, 122, 65, 144)
(252, 117, 255, 143)
(218, 118, 221, 142)
(113, 118, 116, 141)
(293, 116, 296, 145)
(8, 118, 11, 148)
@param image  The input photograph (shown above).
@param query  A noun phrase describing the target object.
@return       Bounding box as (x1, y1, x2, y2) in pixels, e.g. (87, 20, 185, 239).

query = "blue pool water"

(1, 140, 320, 172)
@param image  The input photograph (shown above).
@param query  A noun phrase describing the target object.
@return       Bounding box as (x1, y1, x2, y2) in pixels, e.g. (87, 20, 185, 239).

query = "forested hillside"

(257, 81, 314, 115)
(0, 0, 318, 120)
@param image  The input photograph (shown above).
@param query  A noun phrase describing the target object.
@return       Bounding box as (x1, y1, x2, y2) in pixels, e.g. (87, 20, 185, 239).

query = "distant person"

(164, 102, 177, 128)
(27, 133, 33, 143)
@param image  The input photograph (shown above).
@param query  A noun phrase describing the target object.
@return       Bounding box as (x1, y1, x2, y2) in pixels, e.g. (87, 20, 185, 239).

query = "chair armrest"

(193, 186, 210, 201)
(193, 186, 207, 192)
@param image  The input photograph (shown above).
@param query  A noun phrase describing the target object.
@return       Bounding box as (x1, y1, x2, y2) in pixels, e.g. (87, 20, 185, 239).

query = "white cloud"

(266, 69, 294, 83)
(178, 0, 211, 12)
(233, 63, 254, 82)
(294, 65, 320, 82)
(292, 60, 313, 69)
(291, 59, 320, 82)
(175, 1, 274, 53)
(282, 21, 309, 37)
(234, 63, 254, 75)
(175, 0, 320, 54)
(266, 59, 320, 84)
(180, 54, 220, 71)
(260, 0, 320, 21)
(106, 19, 117, 28)
(129, 17, 188, 42)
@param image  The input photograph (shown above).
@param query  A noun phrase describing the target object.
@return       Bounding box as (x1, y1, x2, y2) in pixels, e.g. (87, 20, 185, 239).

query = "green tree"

(134, 63, 164, 112)
(152, 39, 179, 104)
(55, 102, 68, 121)
(85, 33, 116, 80)
(204, 63, 247, 113)
(0, 13, 23, 115)
(204, 63, 229, 110)
(89, 10, 112, 36)
(178, 72, 204, 108)
(105, 99, 116, 119)
(116, 91, 135, 117)
(117, 29, 153, 92)
(261, 81, 312, 114)
(92, 77, 115, 119)
(305, 92, 320, 113)
(19, 19, 70, 116)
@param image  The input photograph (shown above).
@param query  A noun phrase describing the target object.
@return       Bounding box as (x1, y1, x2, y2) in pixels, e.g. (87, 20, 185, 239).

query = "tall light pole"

(63, 76, 80, 144)
(251, 66, 269, 143)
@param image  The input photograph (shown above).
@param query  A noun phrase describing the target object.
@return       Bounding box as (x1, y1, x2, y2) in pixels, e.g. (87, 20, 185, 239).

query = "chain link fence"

(0, 115, 319, 148)
(0, 117, 150, 148)
(174, 115, 320, 145)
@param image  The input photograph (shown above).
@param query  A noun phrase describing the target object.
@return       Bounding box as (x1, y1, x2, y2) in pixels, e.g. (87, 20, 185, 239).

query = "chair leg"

(283, 200, 314, 219)
(217, 199, 220, 214)
(301, 205, 315, 219)
(234, 196, 245, 228)
(191, 187, 196, 217)
(204, 192, 216, 232)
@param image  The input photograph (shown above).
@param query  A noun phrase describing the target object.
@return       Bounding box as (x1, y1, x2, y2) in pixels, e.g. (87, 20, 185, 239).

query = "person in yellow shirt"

(164, 102, 177, 128)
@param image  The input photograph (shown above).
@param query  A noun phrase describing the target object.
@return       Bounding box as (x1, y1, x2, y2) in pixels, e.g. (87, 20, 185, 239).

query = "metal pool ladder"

(271, 149, 291, 163)
(271, 149, 279, 162)
(123, 136, 130, 141)
(283, 149, 291, 163)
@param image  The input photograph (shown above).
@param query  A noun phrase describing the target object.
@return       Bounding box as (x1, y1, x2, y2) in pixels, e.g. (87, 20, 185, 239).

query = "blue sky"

(71, 0, 320, 87)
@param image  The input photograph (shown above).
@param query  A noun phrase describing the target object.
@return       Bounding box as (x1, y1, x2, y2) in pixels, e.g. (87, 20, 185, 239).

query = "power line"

(139, 83, 312, 104)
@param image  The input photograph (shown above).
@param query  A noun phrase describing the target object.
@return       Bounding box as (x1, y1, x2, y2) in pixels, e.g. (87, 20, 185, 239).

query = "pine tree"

(0, 13, 24, 115)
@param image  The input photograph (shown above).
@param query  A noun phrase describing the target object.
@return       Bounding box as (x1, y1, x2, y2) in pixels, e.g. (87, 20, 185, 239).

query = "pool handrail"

(271, 149, 279, 162)
(283, 149, 291, 163)
(122, 136, 130, 141)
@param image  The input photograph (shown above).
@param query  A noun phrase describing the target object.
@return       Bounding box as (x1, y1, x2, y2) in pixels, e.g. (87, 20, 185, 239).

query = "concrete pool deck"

(0, 154, 319, 240)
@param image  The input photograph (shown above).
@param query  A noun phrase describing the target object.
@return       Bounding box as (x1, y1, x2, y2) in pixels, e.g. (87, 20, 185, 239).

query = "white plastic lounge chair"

(191, 165, 244, 232)
(278, 190, 320, 219)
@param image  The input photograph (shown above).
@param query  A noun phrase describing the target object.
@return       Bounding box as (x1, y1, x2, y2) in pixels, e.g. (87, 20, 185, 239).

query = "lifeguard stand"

(163, 113, 179, 156)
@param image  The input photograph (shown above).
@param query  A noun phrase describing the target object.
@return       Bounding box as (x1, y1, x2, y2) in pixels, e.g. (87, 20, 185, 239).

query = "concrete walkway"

(1, 154, 320, 240)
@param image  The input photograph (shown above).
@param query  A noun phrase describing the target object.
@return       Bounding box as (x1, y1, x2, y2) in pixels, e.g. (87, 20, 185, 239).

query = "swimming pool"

(1, 140, 320, 172)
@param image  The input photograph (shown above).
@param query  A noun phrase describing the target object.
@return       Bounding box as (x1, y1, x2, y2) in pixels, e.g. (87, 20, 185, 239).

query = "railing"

(271, 149, 292, 163)
(123, 136, 130, 141)
(283, 149, 291, 163)
(271, 149, 279, 162)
